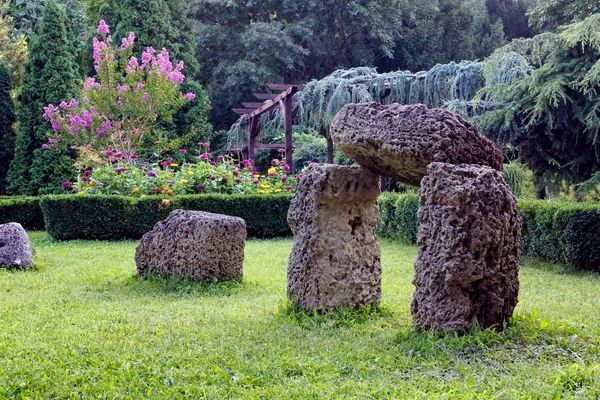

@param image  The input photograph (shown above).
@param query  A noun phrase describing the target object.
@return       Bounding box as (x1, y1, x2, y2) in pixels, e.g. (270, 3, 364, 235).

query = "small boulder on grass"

(0, 223, 34, 268)
(135, 210, 246, 282)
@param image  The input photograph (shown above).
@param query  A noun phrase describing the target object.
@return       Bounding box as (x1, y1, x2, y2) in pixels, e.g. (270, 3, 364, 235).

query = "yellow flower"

(116, 184, 120, 189)
(258, 190, 266, 194)
(275, 189, 281, 193)
(253, 174, 260, 178)
(140, 194, 147, 198)
(180, 179, 189, 184)
(260, 175, 265, 178)
(77, 191, 85, 195)
(267, 167, 277, 175)
(89, 181, 96, 187)
(170, 163, 179, 167)
(131, 188, 139, 193)
(166, 189, 174, 195)
(187, 171, 194, 176)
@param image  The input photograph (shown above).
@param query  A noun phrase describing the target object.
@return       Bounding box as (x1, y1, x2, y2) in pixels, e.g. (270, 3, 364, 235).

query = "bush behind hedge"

(40, 194, 293, 240)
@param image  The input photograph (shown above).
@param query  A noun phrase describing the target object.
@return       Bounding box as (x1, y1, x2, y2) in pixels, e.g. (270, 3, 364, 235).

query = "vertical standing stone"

(411, 163, 521, 332)
(287, 164, 382, 311)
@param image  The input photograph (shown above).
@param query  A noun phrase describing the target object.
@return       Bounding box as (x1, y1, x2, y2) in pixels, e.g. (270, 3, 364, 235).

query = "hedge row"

(379, 192, 600, 272)
(39, 194, 293, 240)
(0, 196, 45, 230)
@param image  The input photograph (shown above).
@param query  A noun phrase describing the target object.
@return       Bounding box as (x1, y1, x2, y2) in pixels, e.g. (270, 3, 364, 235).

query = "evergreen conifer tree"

(6, 0, 80, 195)
(0, 61, 16, 194)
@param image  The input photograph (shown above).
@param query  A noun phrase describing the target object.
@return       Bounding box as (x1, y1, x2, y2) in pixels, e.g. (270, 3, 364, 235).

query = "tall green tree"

(0, 61, 15, 194)
(528, 0, 600, 31)
(6, 0, 80, 195)
(475, 14, 600, 198)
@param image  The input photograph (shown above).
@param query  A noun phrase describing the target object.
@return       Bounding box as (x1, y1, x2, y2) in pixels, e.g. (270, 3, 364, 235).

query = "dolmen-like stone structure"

(287, 102, 521, 332)
(0, 223, 34, 268)
(287, 165, 382, 311)
(135, 210, 246, 282)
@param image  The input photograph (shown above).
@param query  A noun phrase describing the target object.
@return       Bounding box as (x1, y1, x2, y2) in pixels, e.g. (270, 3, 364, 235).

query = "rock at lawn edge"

(0, 222, 34, 268)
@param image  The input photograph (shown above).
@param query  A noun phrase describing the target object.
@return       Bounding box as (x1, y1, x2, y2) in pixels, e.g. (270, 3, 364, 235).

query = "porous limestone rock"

(330, 103, 503, 185)
(135, 210, 246, 282)
(0, 222, 34, 268)
(287, 164, 382, 311)
(411, 163, 521, 332)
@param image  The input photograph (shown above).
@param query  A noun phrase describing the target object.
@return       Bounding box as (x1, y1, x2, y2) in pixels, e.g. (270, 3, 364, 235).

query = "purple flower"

(84, 170, 93, 175)
(271, 159, 279, 166)
(197, 184, 205, 191)
(136, 83, 144, 90)
(308, 161, 317, 166)
(105, 151, 114, 157)
(235, 178, 242, 183)
(179, 149, 187, 153)
(281, 176, 288, 183)
(147, 171, 156, 177)
(252, 179, 260, 184)
(200, 153, 209, 160)
(242, 160, 251, 166)
(184, 92, 196, 101)
(62, 182, 71, 189)
(232, 170, 240, 176)
(160, 161, 170, 167)
(97, 20, 110, 35)
(130, 155, 139, 160)
(278, 148, 285, 153)
(285, 185, 293, 191)
(81, 176, 90, 182)
(283, 164, 291, 172)
(201, 142, 210, 148)
(115, 152, 124, 159)
(96, 129, 105, 137)
(141, 93, 149, 102)
(296, 174, 304, 181)
(102, 120, 112, 130)
(117, 84, 128, 93)
(209, 161, 216, 166)
(42, 144, 50, 149)
(114, 167, 126, 174)
(217, 155, 225, 160)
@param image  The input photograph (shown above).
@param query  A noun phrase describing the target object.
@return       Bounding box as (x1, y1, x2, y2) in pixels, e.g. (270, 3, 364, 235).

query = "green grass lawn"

(0, 233, 599, 399)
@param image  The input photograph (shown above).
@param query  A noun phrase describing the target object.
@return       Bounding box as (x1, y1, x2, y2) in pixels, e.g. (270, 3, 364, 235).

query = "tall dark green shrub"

(0, 62, 16, 194)
(6, 0, 81, 195)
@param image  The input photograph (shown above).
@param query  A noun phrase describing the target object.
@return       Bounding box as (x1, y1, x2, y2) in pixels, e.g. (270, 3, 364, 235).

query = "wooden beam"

(248, 86, 299, 119)
(282, 95, 294, 173)
(232, 108, 256, 115)
(253, 93, 279, 100)
(241, 102, 269, 109)
(266, 83, 305, 91)
(248, 117, 260, 163)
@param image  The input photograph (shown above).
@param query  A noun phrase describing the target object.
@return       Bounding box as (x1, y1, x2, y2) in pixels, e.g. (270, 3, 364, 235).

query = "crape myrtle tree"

(92, 0, 211, 149)
(6, 0, 80, 195)
(0, 61, 15, 194)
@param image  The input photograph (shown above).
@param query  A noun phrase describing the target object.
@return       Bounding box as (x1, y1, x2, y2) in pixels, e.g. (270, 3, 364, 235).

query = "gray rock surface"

(0, 223, 34, 268)
(287, 164, 382, 311)
(330, 103, 503, 185)
(135, 210, 246, 282)
(411, 163, 521, 332)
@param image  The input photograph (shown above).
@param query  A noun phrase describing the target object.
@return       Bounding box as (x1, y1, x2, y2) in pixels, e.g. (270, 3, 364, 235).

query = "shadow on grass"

(275, 299, 393, 329)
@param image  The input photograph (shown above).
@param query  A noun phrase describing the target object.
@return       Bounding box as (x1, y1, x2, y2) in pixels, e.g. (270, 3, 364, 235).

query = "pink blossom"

(59, 101, 68, 109)
(117, 84, 128, 93)
(285, 185, 293, 191)
(102, 120, 112, 130)
(175, 61, 184, 72)
(96, 129, 105, 137)
(184, 92, 196, 101)
(115, 152, 124, 159)
(137, 83, 145, 90)
(97, 20, 109, 35)
(117, 98, 123, 106)
(49, 139, 58, 144)
(83, 97, 89, 104)
(68, 98, 78, 109)
(167, 71, 184, 83)
(42, 144, 50, 149)
(105, 151, 114, 157)
(141, 93, 149, 102)
(179, 149, 187, 153)
(130, 155, 139, 160)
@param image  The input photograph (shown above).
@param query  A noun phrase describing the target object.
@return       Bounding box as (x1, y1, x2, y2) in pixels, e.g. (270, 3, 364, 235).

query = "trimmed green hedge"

(379, 193, 600, 272)
(40, 194, 293, 240)
(0, 196, 45, 230)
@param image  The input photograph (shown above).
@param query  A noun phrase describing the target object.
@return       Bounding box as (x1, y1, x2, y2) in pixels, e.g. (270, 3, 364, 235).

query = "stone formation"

(287, 102, 521, 332)
(136, 210, 246, 282)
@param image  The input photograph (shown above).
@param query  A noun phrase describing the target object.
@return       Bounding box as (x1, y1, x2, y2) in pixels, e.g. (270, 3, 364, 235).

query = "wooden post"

(248, 117, 259, 165)
(282, 96, 294, 173)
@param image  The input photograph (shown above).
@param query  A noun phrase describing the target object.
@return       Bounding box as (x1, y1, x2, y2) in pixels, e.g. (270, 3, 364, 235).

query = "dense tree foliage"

(0, 61, 15, 194)
(194, 0, 533, 128)
(528, 0, 600, 31)
(476, 14, 600, 197)
(6, 0, 80, 195)
(0, 1, 27, 89)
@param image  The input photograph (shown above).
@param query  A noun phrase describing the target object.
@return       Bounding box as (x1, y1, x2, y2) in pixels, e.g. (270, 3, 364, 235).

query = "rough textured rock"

(0, 223, 34, 268)
(411, 163, 521, 332)
(287, 164, 382, 311)
(135, 210, 246, 282)
(330, 103, 503, 185)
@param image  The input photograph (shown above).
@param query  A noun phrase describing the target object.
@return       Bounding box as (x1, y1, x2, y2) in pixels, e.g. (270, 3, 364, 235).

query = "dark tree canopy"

(528, 0, 600, 31)
(7, 0, 80, 195)
(0, 61, 15, 194)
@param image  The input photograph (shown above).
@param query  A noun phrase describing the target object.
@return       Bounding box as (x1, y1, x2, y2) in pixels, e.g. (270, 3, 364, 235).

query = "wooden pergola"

(233, 84, 304, 171)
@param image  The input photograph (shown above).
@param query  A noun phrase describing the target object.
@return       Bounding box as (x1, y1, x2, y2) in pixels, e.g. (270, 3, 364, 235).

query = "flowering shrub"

(42, 20, 196, 164)
(70, 155, 299, 197)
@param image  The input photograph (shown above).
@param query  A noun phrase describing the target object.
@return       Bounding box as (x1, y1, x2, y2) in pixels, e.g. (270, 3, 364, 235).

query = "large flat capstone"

(0, 223, 34, 268)
(135, 210, 246, 282)
(330, 103, 503, 185)
(287, 164, 382, 311)
(411, 163, 521, 332)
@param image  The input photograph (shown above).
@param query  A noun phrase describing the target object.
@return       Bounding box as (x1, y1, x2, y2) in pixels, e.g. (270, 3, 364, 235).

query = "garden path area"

(0, 233, 599, 398)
